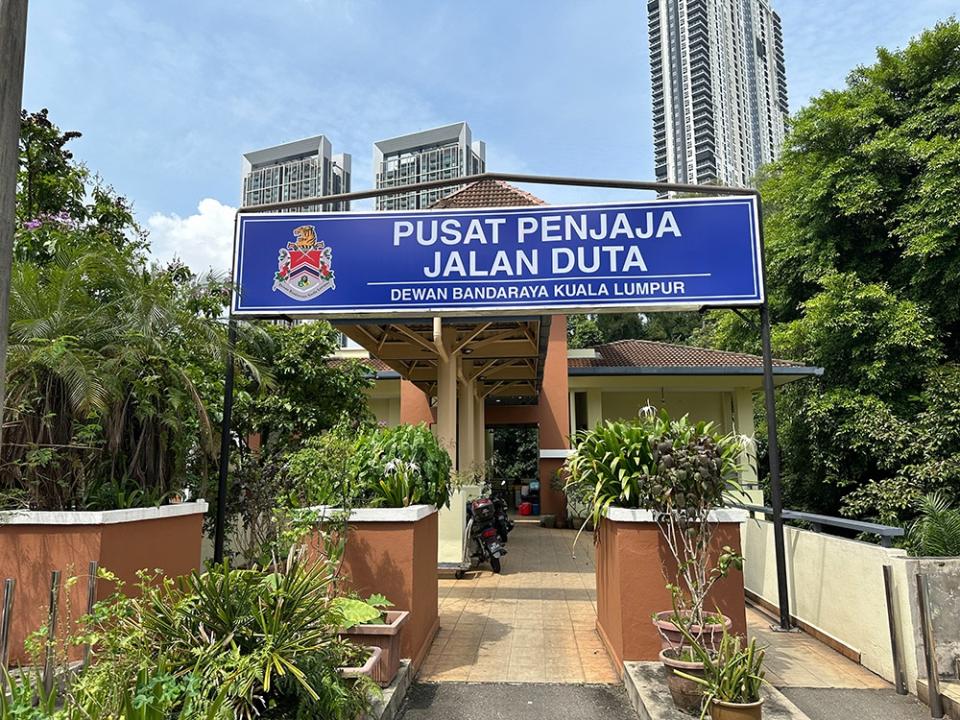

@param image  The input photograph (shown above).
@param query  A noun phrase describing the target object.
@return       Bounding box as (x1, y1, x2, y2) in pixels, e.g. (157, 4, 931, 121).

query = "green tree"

(568, 311, 703, 348)
(711, 21, 960, 523)
(16, 109, 147, 265)
(234, 321, 374, 452)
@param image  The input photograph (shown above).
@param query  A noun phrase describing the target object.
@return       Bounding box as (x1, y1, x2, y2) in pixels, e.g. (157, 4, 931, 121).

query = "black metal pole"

(213, 316, 237, 564)
(760, 303, 790, 630)
(755, 188, 792, 632)
(0, 1, 30, 458)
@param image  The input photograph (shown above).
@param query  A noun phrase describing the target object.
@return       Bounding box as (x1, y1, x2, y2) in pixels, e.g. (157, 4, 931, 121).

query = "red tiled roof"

(569, 339, 803, 369)
(429, 179, 546, 209)
(337, 338, 810, 377)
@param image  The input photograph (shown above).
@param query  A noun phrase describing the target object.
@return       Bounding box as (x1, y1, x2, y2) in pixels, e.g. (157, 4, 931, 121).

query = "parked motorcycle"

(486, 479, 515, 543)
(467, 497, 507, 574)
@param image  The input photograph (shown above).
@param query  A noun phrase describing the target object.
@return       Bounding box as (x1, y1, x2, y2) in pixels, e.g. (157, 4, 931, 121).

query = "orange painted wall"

(0, 513, 204, 666)
(595, 519, 747, 667)
(536, 315, 569, 518)
(336, 512, 439, 670)
(484, 405, 539, 426)
(400, 380, 434, 425)
(99, 514, 204, 597)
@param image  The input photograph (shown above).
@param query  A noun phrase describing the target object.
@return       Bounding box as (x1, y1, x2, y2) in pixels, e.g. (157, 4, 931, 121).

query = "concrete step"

(624, 661, 810, 720)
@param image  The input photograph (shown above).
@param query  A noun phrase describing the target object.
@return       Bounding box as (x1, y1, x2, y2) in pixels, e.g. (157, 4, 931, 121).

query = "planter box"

(339, 645, 383, 680)
(311, 505, 438, 672)
(341, 610, 409, 687)
(0, 502, 207, 666)
(595, 507, 748, 669)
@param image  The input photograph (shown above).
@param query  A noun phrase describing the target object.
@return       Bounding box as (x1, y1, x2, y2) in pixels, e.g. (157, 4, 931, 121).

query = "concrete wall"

(904, 557, 960, 683)
(600, 390, 730, 430)
(368, 395, 401, 426)
(438, 484, 482, 564)
(536, 316, 570, 518)
(312, 507, 439, 670)
(743, 518, 960, 694)
(0, 505, 206, 665)
(743, 519, 908, 682)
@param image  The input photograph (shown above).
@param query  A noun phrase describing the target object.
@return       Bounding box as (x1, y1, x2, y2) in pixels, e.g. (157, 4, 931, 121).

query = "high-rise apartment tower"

(241, 135, 351, 211)
(373, 122, 486, 211)
(648, 0, 788, 187)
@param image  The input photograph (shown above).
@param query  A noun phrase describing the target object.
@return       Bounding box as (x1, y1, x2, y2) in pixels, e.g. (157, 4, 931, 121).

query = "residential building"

(373, 122, 486, 210)
(241, 135, 351, 211)
(648, 0, 789, 187)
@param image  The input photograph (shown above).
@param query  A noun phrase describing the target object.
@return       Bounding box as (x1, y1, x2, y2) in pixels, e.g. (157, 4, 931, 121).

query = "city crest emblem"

(272, 225, 335, 301)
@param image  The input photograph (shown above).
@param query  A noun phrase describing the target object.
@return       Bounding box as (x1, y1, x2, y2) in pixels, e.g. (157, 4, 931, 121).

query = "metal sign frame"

(215, 172, 794, 633)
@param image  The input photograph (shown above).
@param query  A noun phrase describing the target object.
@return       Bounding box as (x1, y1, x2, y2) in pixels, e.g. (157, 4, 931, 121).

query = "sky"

(20, 1, 958, 273)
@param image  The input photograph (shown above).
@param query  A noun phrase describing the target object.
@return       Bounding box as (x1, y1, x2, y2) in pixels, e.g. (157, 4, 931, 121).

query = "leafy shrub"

(354, 423, 452, 508)
(280, 423, 360, 508)
(332, 594, 395, 626)
(0, 667, 57, 720)
(10, 547, 376, 719)
(675, 625, 766, 717)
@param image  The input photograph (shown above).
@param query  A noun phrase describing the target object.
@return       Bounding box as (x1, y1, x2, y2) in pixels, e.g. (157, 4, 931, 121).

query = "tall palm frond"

(909, 492, 960, 557)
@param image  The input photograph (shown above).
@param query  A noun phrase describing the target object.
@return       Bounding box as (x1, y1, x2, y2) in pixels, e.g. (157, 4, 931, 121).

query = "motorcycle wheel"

(490, 556, 501, 574)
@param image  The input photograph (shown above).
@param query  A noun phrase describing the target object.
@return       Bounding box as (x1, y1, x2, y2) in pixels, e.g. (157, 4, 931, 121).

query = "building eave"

(567, 366, 823, 378)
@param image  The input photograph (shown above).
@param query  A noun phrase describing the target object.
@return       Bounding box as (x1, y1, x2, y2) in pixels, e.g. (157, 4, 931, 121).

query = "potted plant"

(334, 594, 410, 687)
(337, 643, 384, 682)
(675, 627, 766, 720)
(643, 412, 744, 711)
(565, 409, 745, 713)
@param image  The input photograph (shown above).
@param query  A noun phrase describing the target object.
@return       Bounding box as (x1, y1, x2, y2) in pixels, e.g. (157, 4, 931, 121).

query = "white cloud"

(147, 198, 236, 274)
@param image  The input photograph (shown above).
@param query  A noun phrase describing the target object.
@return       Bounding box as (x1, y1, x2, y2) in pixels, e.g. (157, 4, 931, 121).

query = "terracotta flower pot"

(653, 611, 732, 652)
(659, 648, 706, 715)
(338, 645, 382, 680)
(340, 610, 409, 687)
(710, 698, 763, 720)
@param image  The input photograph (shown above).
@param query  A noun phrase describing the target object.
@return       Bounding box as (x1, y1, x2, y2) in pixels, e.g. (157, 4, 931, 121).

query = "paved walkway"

(414, 522, 933, 718)
(747, 606, 888, 690)
(419, 522, 618, 684)
(748, 606, 932, 718)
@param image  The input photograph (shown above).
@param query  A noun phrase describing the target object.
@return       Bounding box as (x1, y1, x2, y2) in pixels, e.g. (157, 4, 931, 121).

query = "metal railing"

(736, 503, 905, 547)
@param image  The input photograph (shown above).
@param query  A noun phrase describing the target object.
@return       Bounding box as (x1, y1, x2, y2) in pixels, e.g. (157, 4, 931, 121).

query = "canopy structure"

(336, 316, 550, 402)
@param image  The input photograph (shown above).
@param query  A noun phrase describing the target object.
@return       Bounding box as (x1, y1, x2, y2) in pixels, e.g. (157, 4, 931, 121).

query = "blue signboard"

(231, 197, 762, 317)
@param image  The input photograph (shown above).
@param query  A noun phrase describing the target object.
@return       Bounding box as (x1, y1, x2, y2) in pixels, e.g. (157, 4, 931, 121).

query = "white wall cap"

(333, 347, 370, 359)
(606, 507, 748, 524)
(310, 504, 436, 523)
(540, 449, 572, 459)
(0, 501, 209, 526)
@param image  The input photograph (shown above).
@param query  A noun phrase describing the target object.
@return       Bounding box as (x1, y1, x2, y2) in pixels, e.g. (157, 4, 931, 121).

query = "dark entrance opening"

(489, 424, 539, 512)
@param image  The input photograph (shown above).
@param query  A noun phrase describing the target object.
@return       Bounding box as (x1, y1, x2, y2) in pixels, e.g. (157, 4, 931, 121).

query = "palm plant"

(909, 492, 960, 557)
(67, 551, 372, 719)
(1, 247, 265, 511)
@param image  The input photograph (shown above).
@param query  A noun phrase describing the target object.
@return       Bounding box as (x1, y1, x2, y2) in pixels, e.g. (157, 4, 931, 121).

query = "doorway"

(489, 424, 540, 513)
